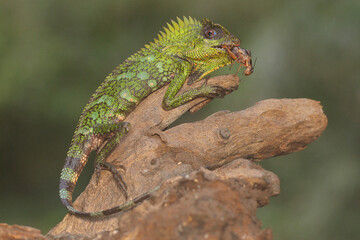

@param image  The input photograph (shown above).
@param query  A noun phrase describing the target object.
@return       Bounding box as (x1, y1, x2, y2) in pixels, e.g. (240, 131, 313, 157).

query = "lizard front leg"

(162, 63, 229, 110)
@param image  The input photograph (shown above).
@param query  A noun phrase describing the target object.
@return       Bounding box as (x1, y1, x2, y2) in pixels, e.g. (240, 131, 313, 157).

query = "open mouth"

(219, 44, 254, 76)
(211, 42, 254, 76)
(213, 42, 240, 51)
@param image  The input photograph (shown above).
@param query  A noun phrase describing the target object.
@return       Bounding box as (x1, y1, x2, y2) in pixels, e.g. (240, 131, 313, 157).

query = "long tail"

(59, 151, 89, 215)
(62, 185, 158, 217)
(59, 152, 158, 217)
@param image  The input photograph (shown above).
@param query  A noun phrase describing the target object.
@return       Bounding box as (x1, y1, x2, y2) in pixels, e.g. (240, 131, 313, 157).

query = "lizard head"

(180, 18, 244, 81)
(147, 17, 247, 81)
(183, 18, 240, 61)
(171, 18, 242, 80)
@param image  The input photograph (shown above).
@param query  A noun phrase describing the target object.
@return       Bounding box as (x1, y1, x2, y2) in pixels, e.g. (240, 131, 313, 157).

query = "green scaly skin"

(59, 17, 244, 217)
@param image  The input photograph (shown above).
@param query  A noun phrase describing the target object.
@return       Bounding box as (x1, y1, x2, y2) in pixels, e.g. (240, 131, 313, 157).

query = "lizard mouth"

(215, 43, 254, 76)
(213, 42, 240, 52)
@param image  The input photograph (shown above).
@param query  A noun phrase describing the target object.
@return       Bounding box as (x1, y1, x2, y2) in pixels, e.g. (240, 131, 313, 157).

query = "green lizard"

(59, 16, 253, 217)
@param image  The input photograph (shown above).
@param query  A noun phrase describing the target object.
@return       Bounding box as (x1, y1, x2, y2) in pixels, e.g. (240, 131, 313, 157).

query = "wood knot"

(217, 128, 231, 141)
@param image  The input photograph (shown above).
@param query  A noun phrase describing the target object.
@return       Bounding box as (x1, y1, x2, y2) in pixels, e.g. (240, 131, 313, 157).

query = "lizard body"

(59, 17, 253, 217)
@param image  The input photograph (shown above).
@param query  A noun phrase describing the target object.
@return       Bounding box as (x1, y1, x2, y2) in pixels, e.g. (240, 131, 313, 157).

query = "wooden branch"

(49, 159, 277, 240)
(47, 74, 328, 239)
(0, 224, 47, 240)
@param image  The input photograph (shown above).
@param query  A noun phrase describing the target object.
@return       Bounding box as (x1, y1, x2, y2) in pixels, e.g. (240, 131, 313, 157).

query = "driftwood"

(44, 74, 327, 239)
(0, 224, 47, 240)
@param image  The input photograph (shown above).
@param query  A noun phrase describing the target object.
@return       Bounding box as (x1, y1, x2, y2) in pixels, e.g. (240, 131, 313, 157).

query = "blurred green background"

(1, 0, 359, 239)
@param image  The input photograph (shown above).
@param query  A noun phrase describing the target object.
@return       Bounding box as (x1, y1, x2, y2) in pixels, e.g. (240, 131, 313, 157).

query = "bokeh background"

(1, 0, 359, 239)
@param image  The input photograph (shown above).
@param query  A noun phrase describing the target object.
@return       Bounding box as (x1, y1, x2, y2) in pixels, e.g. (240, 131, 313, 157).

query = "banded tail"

(59, 152, 158, 217)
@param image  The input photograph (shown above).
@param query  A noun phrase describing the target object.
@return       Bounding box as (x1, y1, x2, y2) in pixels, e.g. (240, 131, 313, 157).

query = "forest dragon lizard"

(59, 17, 253, 217)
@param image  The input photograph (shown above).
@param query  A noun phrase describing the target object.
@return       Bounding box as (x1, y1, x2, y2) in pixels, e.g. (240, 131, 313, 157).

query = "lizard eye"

(205, 29, 217, 38)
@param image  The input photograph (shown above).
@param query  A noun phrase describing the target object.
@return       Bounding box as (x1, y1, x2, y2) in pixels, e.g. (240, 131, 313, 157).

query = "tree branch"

(47, 74, 327, 239)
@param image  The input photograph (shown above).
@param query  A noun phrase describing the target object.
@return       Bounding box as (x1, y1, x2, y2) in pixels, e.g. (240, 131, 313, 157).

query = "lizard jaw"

(212, 42, 241, 53)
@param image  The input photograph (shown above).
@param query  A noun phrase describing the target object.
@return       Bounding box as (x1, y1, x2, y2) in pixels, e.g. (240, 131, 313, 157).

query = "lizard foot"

(95, 162, 128, 200)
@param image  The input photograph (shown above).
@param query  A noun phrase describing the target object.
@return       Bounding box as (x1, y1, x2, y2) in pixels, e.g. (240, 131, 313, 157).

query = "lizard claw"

(100, 162, 129, 199)
(94, 162, 128, 200)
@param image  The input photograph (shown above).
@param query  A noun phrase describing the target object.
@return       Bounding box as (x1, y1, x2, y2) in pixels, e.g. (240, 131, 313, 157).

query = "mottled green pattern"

(59, 17, 242, 217)
(60, 168, 76, 182)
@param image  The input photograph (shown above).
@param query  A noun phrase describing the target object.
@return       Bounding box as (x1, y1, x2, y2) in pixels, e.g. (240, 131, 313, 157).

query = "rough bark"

(0, 223, 47, 240)
(44, 74, 327, 239)
(49, 159, 277, 240)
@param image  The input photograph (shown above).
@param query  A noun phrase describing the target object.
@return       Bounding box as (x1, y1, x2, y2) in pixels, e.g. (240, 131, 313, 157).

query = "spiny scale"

(154, 16, 199, 44)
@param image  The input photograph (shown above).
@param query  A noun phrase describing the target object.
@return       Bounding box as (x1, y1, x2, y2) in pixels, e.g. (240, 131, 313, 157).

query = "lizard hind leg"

(93, 121, 131, 200)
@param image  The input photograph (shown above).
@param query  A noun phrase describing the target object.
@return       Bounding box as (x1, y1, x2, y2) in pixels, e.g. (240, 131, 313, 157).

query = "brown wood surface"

(44, 74, 327, 239)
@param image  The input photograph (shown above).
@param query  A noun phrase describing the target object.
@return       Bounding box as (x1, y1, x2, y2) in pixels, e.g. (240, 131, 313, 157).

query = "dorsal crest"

(144, 16, 201, 48)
